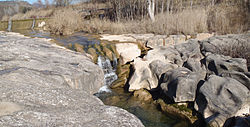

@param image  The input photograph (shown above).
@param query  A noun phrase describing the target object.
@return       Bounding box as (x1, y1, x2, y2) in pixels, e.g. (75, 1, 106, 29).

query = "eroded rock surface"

(195, 75, 249, 127)
(0, 32, 144, 127)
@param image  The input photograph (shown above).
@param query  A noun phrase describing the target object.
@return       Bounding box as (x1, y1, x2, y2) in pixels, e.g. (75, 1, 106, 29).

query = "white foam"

(98, 85, 112, 93)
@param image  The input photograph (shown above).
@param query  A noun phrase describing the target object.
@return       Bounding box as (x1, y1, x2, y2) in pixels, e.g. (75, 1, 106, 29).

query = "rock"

(225, 116, 250, 127)
(183, 58, 207, 79)
(145, 46, 183, 66)
(195, 33, 214, 41)
(145, 35, 188, 49)
(133, 89, 153, 102)
(129, 58, 155, 91)
(160, 67, 203, 102)
(0, 32, 144, 126)
(73, 43, 85, 53)
(100, 34, 137, 42)
(205, 54, 248, 75)
(174, 39, 203, 62)
(195, 75, 249, 127)
(156, 99, 196, 124)
(102, 46, 113, 61)
(129, 47, 183, 91)
(149, 60, 178, 80)
(87, 47, 98, 63)
(115, 43, 141, 64)
(221, 71, 250, 90)
(200, 33, 250, 56)
(0, 102, 23, 116)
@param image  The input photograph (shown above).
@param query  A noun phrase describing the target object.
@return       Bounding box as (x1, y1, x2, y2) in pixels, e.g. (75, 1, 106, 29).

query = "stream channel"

(11, 29, 190, 127)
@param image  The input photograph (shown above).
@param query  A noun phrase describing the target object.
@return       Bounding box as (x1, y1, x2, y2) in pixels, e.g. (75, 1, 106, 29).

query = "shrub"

(219, 41, 250, 70)
(47, 8, 83, 35)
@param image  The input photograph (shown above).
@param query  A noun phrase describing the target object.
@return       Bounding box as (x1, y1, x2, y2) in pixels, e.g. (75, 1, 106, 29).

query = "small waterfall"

(31, 19, 36, 30)
(97, 55, 118, 93)
(7, 20, 12, 32)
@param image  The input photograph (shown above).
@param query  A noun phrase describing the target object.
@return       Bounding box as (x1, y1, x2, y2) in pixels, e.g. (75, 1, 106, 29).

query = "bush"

(219, 41, 250, 70)
(207, 4, 248, 34)
(48, 8, 83, 35)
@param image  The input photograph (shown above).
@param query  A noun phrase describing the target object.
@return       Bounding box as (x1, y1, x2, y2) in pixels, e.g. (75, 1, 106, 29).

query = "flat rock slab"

(0, 31, 144, 127)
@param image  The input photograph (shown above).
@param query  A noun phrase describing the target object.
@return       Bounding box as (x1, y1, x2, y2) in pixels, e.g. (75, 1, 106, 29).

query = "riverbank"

(0, 31, 144, 126)
(96, 32, 250, 127)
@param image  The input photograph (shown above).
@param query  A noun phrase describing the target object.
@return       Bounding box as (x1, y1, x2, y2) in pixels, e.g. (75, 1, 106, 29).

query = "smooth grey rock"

(149, 60, 178, 80)
(145, 46, 183, 67)
(221, 71, 250, 90)
(0, 32, 104, 95)
(200, 33, 250, 57)
(205, 54, 248, 75)
(175, 39, 203, 62)
(0, 32, 144, 127)
(183, 58, 207, 79)
(160, 67, 203, 102)
(195, 75, 249, 127)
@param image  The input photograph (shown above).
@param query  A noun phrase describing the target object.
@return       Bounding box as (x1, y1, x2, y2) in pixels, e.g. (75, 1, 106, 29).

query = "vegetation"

(1, 0, 249, 35)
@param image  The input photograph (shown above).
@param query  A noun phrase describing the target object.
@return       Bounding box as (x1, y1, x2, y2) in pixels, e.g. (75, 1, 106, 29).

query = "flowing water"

(9, 29, 189, 127)
(7, 20, 12, 32)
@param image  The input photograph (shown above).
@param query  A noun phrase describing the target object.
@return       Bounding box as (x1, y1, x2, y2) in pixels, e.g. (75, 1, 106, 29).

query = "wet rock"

(102, 46, 113, 61)
(115, 43, 141, 64)
(0, 32, 144, 127)
(195, 75, 249, 127)
(73, 43, 85, 53)
(133, 89, 152, 102)
(205, 54, 248, 75)
(160, 67, 203, 102)
(87, 47, 98, 63)
(157, 99, 196, 124)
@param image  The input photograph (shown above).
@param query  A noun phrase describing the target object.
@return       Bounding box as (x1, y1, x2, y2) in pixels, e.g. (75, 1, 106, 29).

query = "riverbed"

(9, 29, 190, 127)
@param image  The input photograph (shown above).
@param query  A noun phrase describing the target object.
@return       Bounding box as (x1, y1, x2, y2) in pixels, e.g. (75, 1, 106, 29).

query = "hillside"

(0, 1, 32, 20)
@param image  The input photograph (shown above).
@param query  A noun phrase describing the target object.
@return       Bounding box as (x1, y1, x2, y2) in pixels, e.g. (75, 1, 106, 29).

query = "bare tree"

(45, 0, 50, 8)
(147, 0, 155, 21)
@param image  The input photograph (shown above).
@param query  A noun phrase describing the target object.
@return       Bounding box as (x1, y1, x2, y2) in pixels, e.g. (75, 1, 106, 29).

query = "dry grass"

(47, 8, 83, 35)
(81, 8, 208, 35)
(219, 41, 250, 70)
(9, 9, 54, 20)
(207, 4, 248, 34)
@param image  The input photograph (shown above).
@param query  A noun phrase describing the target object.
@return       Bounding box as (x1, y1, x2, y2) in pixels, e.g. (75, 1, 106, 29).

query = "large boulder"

(205, 54, 248, 75)
(195, 75, 249, 127)
(160, 67, 204, 102)
(0, 32, 144, 126)
(115, 43, 141, 64)
(145, 46, 183, 66)
(175, 39, 203, 62)
(128, 47, 182, 91)
(128, 58, 156, 91)
(221, 71, 250, 90)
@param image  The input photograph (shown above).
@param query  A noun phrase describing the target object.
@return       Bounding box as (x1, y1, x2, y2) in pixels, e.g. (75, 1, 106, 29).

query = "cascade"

(7, 20, 12, 32)
(97, 55, 118, 93)
(31, 19, 36, 30)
